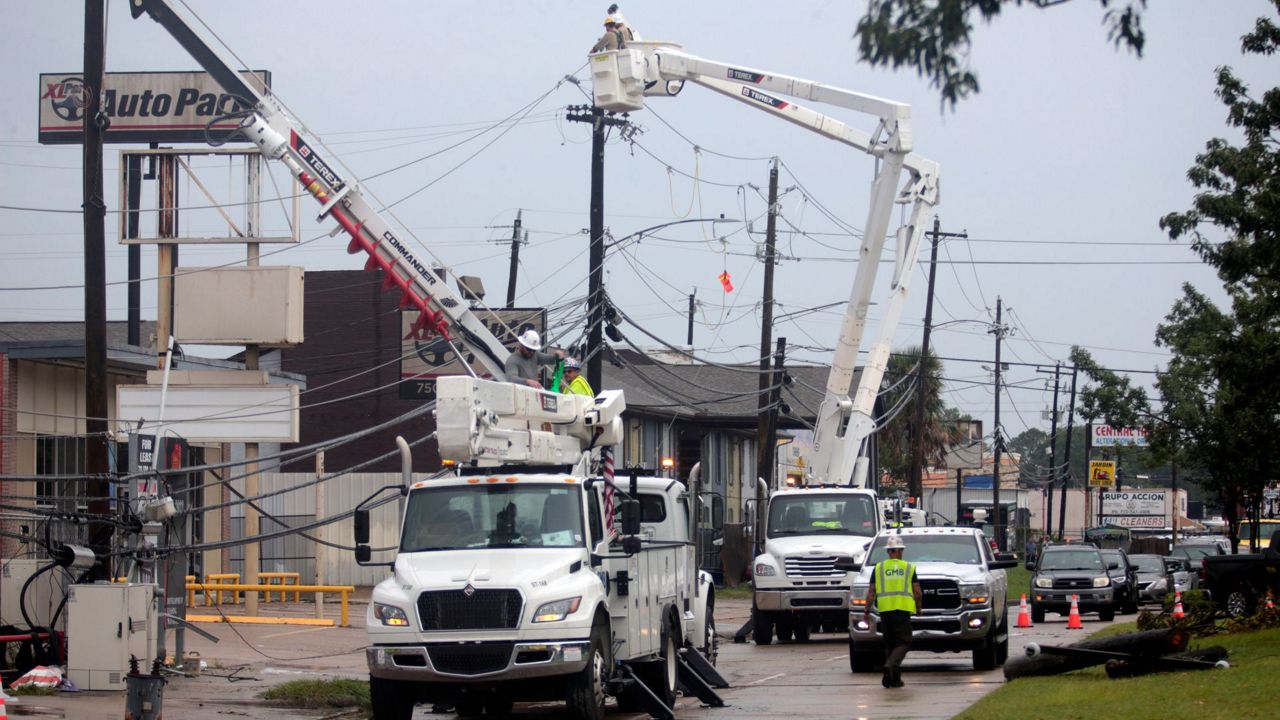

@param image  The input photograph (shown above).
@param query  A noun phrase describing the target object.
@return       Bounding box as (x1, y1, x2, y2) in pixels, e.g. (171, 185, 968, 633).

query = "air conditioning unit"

(66, 583, 159, 690)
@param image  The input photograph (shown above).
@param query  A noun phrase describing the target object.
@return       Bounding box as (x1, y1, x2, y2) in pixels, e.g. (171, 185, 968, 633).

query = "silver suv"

(842, 528, 1018, 672)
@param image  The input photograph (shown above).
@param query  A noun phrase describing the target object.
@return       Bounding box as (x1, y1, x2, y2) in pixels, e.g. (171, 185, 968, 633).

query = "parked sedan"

(1101, 549, 1139, 613)
(1130, 554, 1190, 604)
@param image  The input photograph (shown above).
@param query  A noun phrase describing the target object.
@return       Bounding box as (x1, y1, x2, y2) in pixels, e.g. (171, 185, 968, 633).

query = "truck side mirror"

(621, 498, 641, 537)
(354, 508, 370, 545)
(622, 535, 642, 555)
(355, 544, 371, 563)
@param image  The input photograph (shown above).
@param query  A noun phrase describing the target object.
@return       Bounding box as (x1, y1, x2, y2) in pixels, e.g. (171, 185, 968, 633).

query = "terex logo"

(727, 68, 765, 84)
(741, 87, 789, 110)
(290, 132, 344, 189)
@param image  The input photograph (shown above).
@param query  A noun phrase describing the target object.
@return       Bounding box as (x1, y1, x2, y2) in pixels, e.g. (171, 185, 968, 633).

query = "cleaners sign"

(38, 70, 270, 144)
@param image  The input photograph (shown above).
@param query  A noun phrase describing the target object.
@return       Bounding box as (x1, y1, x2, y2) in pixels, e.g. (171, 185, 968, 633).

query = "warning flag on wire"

(718, 271, 734, 292)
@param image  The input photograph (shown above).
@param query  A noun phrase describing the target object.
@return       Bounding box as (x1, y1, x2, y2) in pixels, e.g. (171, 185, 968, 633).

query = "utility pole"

(687, 291, 696, 346)
(990, 297, 1008, 552)
(1058, 365, 1079, 540)
(565, 105, 629, 391)
(500, 210, 526, 307)
(908, 217, 966, 501)
(1045, 362, 1061, 536)
(83, 0, 110, 581)
(756, 158, 780, 495)
(759, 337, 787, 491)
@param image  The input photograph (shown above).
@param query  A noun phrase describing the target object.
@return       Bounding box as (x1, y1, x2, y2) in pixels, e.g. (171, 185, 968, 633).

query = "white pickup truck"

(357, 470, 720, 720)
(750, 487, 882, 643)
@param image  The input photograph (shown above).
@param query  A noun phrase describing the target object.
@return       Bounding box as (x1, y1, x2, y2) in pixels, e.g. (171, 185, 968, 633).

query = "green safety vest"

(874, 558, 917, 613)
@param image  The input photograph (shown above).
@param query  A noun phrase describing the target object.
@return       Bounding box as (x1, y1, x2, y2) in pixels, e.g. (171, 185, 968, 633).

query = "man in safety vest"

(863, 533, 923, 688)
(562, 357, 594, 396)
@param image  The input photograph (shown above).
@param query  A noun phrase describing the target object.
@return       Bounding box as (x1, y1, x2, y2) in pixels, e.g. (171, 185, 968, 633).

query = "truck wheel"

(565, 618, 610, 720)
(753, 610, 774, 646)
(1099, 607, 1116, 622)
(1225, 589, 1253, 618)
(702, 596, 719, 665)
(1031, 605, 1046, 624)
(973, 628, 999, 671)
(369, 675, 416, 720)
(848, 640, 878, 673)
(792, 622, 810, 643)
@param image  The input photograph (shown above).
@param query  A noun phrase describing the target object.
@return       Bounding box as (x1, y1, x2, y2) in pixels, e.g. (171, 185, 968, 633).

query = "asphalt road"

(16, 595, 1123, 719)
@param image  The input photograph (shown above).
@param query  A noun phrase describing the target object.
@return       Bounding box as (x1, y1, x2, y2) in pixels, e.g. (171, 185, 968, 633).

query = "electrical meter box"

(67, 583, 159, 691)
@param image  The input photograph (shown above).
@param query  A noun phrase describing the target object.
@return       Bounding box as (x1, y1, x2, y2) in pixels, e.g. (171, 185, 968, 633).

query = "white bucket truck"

(355, 378, 725, 719)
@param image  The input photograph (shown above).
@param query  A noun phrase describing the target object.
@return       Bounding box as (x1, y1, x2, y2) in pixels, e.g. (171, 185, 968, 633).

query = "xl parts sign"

(38, 70, 270, 144)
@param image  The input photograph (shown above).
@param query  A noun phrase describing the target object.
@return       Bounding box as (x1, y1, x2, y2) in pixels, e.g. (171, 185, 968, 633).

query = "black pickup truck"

(1201, 529, 1280, 617)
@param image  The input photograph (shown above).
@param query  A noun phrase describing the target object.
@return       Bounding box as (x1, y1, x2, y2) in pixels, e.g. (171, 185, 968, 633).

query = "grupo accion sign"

(38, 70, 270, 144)
(1090, 424, 1150, 447)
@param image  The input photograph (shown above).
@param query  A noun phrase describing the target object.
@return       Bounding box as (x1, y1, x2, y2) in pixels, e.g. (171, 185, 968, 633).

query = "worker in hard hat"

(590, 15, 625, 53)
(504, 330, 563, 389)
(610, 5, 641, 42)
(863, 533, 923, 688)
(561, 357, 595, 397)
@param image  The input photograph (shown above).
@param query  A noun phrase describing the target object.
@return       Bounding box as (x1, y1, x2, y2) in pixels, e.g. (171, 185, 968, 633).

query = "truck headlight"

(532, 597, 582, 623)
(373, 602, 411, 627)
(754, 563, 776, 577)
(1034, 577, 1053, 589)
(960, 583, 989, 604)
(850, 585, 869, 608)
(1093, 577, 1111, 588)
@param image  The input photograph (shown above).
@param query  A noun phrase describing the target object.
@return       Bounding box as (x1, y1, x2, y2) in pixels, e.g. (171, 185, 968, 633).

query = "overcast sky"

(1, 1, 1274, 448)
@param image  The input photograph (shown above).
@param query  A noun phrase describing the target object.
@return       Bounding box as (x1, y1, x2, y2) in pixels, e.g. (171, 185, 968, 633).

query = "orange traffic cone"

(0, 692, 8, 719)
(1066, 594, 1084, 629)
(1016, 594, 1033, 628)
(1172, 591, 1185, 620)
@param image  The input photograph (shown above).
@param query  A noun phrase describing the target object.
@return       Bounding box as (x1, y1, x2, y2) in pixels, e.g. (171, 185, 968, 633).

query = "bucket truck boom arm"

(130, 0, 512, 378)
(592, 43, 940, 486)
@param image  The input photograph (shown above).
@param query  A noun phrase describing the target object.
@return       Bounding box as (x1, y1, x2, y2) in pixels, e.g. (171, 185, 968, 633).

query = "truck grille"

(427, 643, 514, 676)
(784, 555, 842, 577)
(417, 589, 523, 631)
(1053, 578, 1094, 590)
(918, 579, 961, 611)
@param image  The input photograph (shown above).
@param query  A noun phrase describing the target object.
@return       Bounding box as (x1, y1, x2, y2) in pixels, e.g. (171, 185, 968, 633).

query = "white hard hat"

(885, 534, 905, 550)
(517, 329, 542, 351)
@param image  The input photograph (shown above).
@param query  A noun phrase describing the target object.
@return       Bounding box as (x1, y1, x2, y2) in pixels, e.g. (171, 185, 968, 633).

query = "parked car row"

(1025, 542, 1205, 621)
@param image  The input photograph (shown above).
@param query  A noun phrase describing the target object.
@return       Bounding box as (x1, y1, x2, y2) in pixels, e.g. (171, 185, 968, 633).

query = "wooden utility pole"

(565, 105, 629, 391)
(756, 159, 780, 493)
(687, 291, 696, 345)
(1058, 365, 1079, 539)
(908, 217, 965, 500)
(990, 297, 1007, 552)
(1046, 362, 1061, 536)
(83, 0, 110, 581)
(503, 210, 524, 307)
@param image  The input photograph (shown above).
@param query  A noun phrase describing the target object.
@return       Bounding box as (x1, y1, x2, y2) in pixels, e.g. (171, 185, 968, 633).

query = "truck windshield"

(400, 484, 585, 552)
(1038, 549, 1104, 571)
(767, 495, 877, 538)
(865, 535, 983, 565)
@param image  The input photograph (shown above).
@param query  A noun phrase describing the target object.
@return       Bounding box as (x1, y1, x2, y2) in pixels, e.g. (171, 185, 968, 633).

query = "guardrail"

(185, 582, 357, 626)
(258, 572, 302, 603)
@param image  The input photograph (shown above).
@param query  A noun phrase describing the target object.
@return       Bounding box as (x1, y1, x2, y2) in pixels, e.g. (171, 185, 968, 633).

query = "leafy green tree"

(879, 346, 968, 491)
(854, 0, 1147, 107)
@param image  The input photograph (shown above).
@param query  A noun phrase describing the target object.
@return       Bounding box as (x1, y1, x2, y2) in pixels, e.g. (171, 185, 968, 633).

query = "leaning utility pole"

(1058, 364, 1079, 540)
(83, 0, 111, 581)
(687, 291, 696, 345)
(990, 297, 1008, 552)
(565, 105, 629, 391)
(756, 158, 780, 493)
(908, 217, 966, 500)
(504, 210, 524, 307)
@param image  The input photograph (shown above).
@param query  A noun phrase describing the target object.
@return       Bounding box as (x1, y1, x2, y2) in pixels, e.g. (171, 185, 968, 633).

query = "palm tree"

(878, 345, 968, 493)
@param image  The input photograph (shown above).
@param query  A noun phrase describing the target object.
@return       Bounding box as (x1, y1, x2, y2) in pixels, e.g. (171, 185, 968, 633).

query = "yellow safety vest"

(565, 375, 595, 396)
(874, 558, 917, 613)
